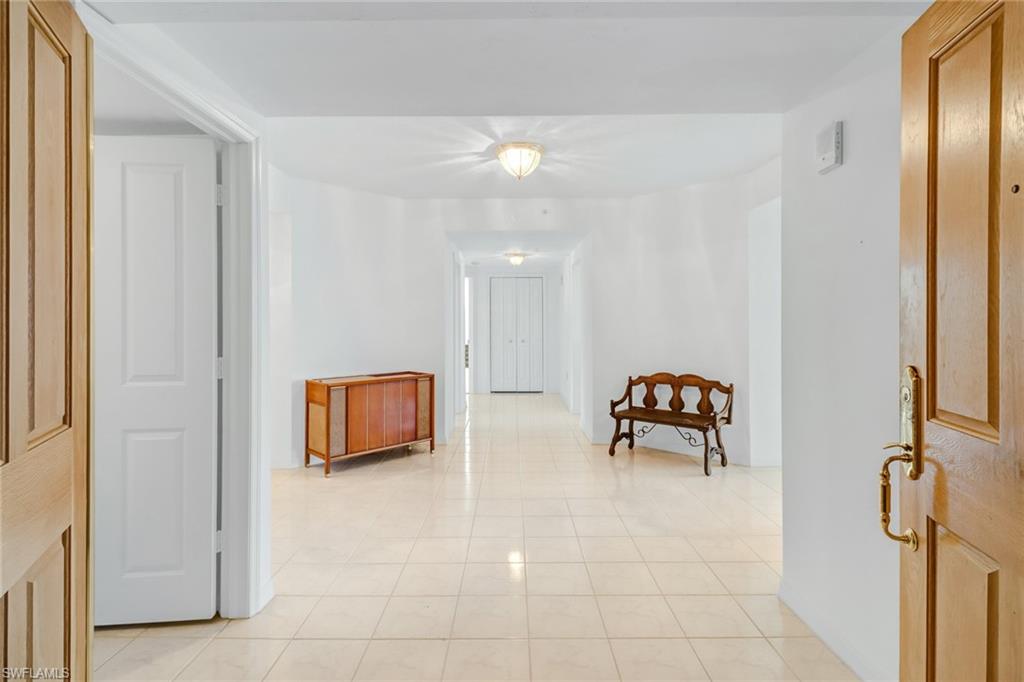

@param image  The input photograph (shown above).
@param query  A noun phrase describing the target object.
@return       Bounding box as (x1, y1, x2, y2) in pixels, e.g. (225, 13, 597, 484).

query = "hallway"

(94, 394, 853, 681)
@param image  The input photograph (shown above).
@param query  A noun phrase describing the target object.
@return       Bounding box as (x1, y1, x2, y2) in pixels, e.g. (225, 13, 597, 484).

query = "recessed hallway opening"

(95, 394, 851, 681)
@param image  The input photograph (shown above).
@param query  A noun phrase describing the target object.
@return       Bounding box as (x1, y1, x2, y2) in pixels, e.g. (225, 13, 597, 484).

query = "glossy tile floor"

(95, 394, 856, 681)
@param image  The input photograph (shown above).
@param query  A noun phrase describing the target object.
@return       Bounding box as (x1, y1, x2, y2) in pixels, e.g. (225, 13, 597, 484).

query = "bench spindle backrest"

(630, 373, 734, 421)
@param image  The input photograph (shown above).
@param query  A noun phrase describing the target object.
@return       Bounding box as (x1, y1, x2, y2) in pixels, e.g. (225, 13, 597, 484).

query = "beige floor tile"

(472, 516, 525, 537)
(354, 640, 448, 680)
(573, 516, 629, 536)
(373, 596, 457, 638)
(218, 595, 318, 639)
(525, 537, 584, 562)
(688, 536, 763, 562)
(526, 563, 593, 594)
(522, 499, 571, 516)
(289, 541, 359, 564)
(596, 595, 684, 637)
(93, 638, 133, 670)
(419, 515, 475, 537)
(587, 562, 660, 595)
(579, 536, 643, 562)
(443, 639, 530, 681)
(296, 596, 388, 638)
(743, 535, 784, 562)
(691, 638, 798, 681)
(327, 563, 403, 596)
(274, 562, 344, 595)
(709, 562, 782, 594)
(610, 638, 709, 681)
(460, 562, 526, 595)
(408, 538, 470, 563)
(451, 595, 529, 638)
(567, 498, 619, 516)
(648, 562, 729, 595)
(529, 639, 620, 680)
(524, 515, 577, 537)
(348, 538, 414, 564)
(527, 595, 606, 637)
(394, 563, 465, 595)
(467, 537, 525, 563)
(769, 637, 858, 681)
(633, 536, 702, 562)
(140, 618, 227, 639)
(476, 499, 524, 516)
(176, 638, 288, 681)
(666, 595, 761, 637)
(94, 638, 206, 681)
(736, 595, 814, 637)
(265, 639, 368, 680)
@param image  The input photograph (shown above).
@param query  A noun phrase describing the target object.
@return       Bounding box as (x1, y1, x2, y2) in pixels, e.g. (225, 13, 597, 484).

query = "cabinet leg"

(430, 437, 435, 453)
(304, 449, 310, 468)
(324, 455, 330, 478)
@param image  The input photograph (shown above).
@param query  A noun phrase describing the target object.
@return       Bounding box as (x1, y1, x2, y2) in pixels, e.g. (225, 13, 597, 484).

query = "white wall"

(747, 198, 782, 467)
(466, 260, 564, 395)
(779, 28, 909, 682)
(586, 162, 780, 465)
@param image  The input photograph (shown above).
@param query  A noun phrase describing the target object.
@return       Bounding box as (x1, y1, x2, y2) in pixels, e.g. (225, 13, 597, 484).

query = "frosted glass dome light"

(496, 142, 544, 179)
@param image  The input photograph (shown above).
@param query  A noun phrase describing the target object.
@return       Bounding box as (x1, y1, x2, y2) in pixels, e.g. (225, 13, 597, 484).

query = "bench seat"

(612, 407, 715, 430)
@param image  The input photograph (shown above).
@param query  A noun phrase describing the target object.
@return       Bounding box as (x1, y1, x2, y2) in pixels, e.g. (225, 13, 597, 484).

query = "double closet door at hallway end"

(490, 277, 543, 392)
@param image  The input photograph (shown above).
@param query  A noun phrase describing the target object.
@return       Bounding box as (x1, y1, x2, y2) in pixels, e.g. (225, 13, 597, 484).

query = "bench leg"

(609, 418, 622, 456)
(627, 419, 635, 449)
(702, 431, 711, 476)
(713, 426, 728, 467)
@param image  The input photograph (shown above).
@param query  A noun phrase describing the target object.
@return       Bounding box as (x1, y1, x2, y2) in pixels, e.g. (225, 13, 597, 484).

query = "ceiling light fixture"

(496, 142, 544, 180)
(505, 252, 527, 266)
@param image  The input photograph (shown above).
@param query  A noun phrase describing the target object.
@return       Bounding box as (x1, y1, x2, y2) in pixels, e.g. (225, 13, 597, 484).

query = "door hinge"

(215, 530, 223, 553)
(216, 184, 225, 206)
(215, 357, 224, 380)
(464, 343, 470, 368)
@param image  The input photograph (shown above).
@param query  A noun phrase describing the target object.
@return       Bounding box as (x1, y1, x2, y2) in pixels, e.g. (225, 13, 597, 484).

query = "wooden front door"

(0, 0, 91, 676)
(900, 1, 1023, 679)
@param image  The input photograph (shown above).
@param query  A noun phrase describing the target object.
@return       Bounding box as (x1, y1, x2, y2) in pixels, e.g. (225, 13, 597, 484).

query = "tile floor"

(95, 393, 857, 681)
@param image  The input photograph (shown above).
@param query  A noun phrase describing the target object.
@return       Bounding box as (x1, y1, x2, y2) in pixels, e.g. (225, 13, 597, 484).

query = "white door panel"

(94, 136, 218, 625)
(490, 277, 543, 393)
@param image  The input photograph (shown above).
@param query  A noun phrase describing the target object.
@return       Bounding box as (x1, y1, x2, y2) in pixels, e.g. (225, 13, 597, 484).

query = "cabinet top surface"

(307, 371, 433, 387)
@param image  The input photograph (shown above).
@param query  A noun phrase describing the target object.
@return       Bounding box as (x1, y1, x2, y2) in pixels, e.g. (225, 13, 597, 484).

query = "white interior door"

(93, 136, 218, 625)
(491, 277, 543, 393)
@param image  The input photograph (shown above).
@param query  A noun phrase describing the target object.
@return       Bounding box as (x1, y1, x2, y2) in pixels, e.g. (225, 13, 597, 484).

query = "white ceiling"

(93, 53, 204, 134)
(87, 2, 925, 116)
(270, 114, 780, 198)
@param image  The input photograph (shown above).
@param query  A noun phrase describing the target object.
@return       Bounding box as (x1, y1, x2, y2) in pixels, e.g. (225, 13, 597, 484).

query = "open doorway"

(89, 40, 268, 653)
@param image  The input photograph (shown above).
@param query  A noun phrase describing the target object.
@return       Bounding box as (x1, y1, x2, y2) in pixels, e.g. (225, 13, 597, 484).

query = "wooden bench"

(609, 373, 734, 476)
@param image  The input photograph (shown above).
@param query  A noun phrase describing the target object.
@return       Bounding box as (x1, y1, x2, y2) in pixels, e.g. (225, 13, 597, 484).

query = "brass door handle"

(879, 451, 918, 551)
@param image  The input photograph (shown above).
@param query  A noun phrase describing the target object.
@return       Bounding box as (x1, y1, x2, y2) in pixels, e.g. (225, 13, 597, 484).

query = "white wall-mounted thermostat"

(816, 121, 843, 174)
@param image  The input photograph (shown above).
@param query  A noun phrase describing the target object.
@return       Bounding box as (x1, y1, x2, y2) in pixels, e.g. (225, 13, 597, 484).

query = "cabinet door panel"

(385, 381, 402, 446)
(347, 384, 369, 453)
(366, 383, 387, 450)
(401, 380, 418, 442)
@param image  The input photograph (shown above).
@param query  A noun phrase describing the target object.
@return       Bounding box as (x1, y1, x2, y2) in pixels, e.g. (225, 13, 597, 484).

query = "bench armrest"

(610, 380, 632, 414)
(715, 388, 734, 426)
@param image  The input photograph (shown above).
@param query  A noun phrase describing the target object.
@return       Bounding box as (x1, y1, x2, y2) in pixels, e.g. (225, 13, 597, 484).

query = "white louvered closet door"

(490, 277, 543, 393)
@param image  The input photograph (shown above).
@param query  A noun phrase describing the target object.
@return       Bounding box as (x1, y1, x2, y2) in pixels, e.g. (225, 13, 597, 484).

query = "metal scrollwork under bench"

(608, 373, 735, 476)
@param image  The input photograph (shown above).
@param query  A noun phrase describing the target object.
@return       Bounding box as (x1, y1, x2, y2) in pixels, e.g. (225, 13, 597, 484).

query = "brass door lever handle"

(879, 451, 918, 551)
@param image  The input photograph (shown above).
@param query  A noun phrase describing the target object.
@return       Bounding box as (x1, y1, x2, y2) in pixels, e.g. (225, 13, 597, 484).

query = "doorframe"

(78, 3, 272, 619)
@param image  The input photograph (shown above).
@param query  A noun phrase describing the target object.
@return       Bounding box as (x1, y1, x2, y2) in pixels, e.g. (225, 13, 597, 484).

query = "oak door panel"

(901, 2, 1024, 679)
(1, 0, 90, 674)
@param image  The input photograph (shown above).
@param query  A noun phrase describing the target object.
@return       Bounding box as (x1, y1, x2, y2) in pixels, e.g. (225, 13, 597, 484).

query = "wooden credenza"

(305, 371, 435, 476)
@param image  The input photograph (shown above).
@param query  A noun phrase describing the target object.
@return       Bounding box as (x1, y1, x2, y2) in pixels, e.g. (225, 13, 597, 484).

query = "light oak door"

(93, 136, 218, 625)
(0, 0, 91, 676)
(900, 1, 1023, 679)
